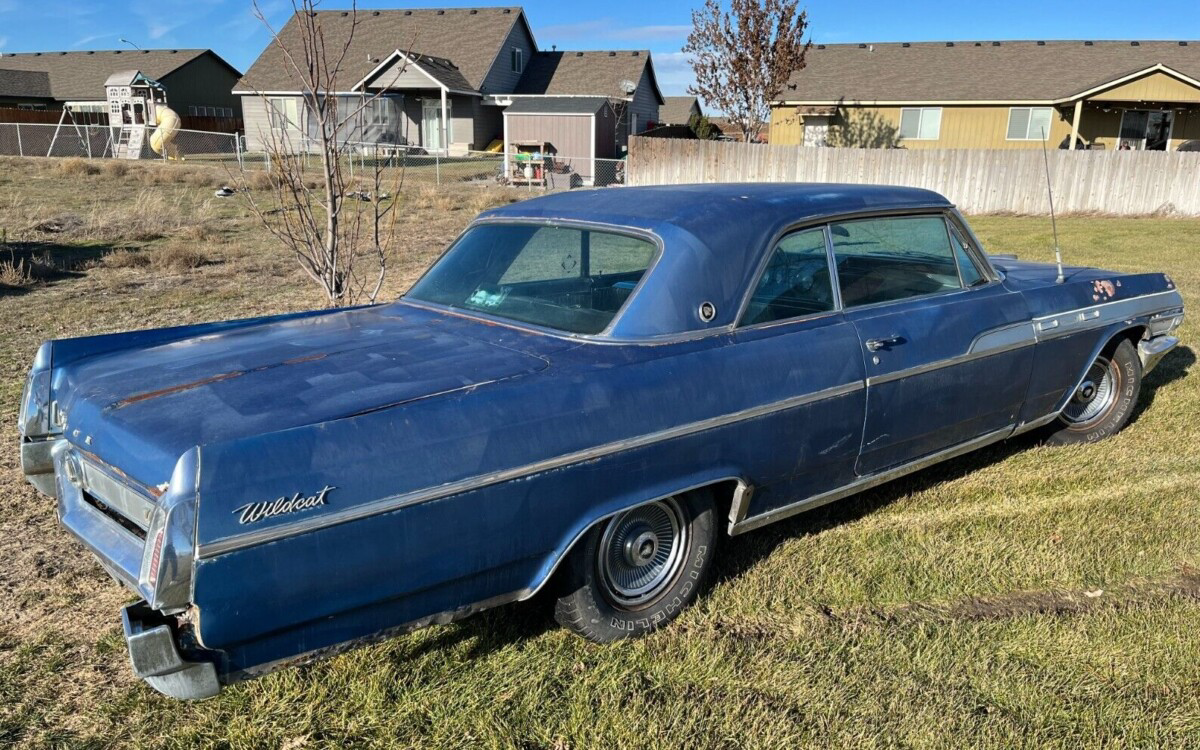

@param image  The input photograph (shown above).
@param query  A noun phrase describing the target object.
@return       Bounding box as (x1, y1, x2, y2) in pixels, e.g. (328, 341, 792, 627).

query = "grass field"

(0, 156, 1197, 749)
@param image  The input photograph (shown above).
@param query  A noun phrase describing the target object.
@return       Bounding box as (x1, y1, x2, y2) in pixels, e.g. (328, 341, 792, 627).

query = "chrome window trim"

(196, 380, 866, 559)
(734, 224, 840, 331)
(946, 209, 1002, 283)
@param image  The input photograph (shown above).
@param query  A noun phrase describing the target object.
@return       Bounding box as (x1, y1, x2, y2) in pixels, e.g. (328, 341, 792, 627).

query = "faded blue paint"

(20, 184, 1183, 694)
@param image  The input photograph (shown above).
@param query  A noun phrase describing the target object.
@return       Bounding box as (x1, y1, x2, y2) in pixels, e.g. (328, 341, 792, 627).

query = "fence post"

(86, 125, 92, 159)
(436, 152, 441, 186)
(235, 133, 243, 170)
(15, 123, 22, 157)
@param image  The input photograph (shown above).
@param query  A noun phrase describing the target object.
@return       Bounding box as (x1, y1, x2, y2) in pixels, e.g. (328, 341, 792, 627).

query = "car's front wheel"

(554, 490, 717, 642)
(1045, 338, 1142, 445)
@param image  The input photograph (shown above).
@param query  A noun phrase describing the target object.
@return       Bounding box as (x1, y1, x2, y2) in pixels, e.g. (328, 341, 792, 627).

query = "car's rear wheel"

(554, 490, 716, 642)
(1045, 338, 1141, 445)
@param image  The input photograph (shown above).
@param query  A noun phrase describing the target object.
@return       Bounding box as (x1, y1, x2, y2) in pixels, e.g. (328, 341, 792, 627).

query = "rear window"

(407, 224, 658, 335)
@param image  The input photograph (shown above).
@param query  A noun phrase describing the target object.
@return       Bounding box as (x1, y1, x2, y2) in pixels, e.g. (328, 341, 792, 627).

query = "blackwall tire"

(553, 489, 717, 643)
(1045, 338, 1142, 446)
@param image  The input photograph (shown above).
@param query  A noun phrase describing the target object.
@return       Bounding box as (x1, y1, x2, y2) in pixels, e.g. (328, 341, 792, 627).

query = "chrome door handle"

(865, 335, 904, 352)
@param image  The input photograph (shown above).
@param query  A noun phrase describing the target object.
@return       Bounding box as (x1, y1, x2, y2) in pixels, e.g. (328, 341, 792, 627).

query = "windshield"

(406, 223, 659, 335)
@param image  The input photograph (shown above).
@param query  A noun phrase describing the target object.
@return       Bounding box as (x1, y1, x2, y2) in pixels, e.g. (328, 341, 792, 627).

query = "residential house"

(235, 7, 664, 165)
(0, 49, 242, 117)
(771, 40, 1200, 151)
(658, 95, 701, 125)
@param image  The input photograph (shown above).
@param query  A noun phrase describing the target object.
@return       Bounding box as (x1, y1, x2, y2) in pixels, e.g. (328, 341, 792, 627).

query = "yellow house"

(770, 40, 1200, 151)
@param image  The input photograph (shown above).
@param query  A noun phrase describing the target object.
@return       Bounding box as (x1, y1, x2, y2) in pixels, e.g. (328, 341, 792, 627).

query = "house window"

(511, 47, 523, 74)
(188, 105, 235, 118)
(899, 107, 942, 140)
(1006, 107, 1054, 140)
(268, 97, 299, 129)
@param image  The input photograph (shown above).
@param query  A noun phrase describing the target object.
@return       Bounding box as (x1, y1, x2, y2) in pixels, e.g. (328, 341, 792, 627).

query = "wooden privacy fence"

(627, 137, 1200, 216)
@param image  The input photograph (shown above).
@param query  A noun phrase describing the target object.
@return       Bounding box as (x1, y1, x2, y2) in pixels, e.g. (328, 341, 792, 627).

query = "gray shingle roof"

(0, 49, 225, 102)
(514, 50, 662, 102)
(780, 40, 1200, 103)
(504, 96, 610, 114)
(237, 7, 528, 93)
(0, 68, 52, 99)
(659, 96, 699, 124)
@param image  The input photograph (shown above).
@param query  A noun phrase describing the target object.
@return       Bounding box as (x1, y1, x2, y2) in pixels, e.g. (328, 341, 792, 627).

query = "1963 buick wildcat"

(19, 184, 1183, 699)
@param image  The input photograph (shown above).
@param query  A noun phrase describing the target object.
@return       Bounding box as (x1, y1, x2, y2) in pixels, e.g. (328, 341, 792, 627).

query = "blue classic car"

(19, 184, 1183, 699)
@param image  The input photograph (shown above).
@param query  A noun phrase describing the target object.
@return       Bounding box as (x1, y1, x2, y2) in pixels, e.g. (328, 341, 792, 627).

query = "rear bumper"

(122, 602, 221, 700)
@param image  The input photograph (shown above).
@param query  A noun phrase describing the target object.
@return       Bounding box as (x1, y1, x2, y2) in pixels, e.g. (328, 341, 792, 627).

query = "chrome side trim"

(197, 381, 865, 559)
(729, 424, 1016, 535)
(866, 321, 1037, 387)
(1032, 290, 1183, 342)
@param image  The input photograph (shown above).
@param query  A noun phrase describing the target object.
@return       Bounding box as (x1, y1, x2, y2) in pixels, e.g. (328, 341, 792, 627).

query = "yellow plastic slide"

(150, 106, 182, 160)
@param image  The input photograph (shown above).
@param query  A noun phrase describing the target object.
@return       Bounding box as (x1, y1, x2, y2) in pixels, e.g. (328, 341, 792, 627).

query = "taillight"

(147, 528, 165, 588)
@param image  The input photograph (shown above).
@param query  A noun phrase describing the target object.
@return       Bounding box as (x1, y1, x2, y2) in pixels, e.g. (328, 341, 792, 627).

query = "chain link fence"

(0, 122, 627, 191)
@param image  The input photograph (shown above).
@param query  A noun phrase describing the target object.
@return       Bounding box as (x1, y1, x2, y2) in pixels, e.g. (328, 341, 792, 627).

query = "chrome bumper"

(122, 602, 220, 700)
(20, 437, 58, 497)
(1138, 335, 1180, 375)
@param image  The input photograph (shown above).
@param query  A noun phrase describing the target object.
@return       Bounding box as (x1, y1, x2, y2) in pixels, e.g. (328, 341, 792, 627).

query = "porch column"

(1070, 100, 1083, 150)
(440, 87, 448, 154)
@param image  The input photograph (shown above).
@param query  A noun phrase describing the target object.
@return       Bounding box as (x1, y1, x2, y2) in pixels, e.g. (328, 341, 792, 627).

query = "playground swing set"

(47, 70, 183, 160)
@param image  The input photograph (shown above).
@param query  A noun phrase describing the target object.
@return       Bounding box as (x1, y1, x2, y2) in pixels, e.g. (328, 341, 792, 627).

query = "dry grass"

(0, 155, 1198, 748)
(57, 158, 99, 177)
(0, 256, 35, 287)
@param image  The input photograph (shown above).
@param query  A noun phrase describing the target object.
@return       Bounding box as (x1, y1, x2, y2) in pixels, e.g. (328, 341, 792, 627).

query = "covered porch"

(1061, 65, 1200, 151)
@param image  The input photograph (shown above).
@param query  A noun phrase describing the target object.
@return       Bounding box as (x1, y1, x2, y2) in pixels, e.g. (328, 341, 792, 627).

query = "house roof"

(778, 40, 1200, 104)
(514, 50, 665, 103)
(0, 49, 232, 102)
(504, 96, 610, 114)
(0, 68, 52, 99)
(659, 96, 699, 124)
(237, 7, 530, 94)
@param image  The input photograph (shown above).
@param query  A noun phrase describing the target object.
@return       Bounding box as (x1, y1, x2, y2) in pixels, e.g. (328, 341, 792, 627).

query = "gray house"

(0, 49, 241, 116)
(235, 6, 664, 158)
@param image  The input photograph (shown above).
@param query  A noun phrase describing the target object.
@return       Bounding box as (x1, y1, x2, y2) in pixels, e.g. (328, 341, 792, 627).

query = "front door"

(829, 214, 1034, 476)
(422, 99, 450, 152)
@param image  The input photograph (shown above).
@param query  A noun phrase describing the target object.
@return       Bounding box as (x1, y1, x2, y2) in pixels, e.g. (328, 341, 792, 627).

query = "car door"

(729, 226, 867, 520)
(831, 213, 1034, 476)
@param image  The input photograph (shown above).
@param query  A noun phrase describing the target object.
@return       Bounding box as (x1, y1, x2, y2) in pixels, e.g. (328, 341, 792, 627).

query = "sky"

(0, 0, 1197, 97)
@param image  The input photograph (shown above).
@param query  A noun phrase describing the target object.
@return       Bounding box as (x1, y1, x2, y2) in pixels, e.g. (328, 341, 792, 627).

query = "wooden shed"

(503, 96, 618, 186)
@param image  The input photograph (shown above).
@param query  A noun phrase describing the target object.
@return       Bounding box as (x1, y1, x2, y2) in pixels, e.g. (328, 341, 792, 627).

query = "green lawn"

(0, 158, 1197, 748)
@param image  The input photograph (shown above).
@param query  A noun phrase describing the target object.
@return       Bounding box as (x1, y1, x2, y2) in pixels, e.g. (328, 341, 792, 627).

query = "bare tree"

(239, 0, 409, 307)
(684, 0, 811, 144)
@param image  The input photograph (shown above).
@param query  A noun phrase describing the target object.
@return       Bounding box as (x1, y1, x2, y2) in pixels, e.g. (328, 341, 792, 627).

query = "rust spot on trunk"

(109, 352, 330, 409)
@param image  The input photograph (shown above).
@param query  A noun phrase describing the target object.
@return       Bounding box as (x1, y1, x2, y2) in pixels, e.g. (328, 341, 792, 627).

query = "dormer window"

(511, 47, 523, 74)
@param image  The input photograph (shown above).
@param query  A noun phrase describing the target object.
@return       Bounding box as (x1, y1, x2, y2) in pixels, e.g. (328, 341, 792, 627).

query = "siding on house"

(479, 18, 536, 95)
(628, 64, 660, 133)
(1089, 71, 1200, 102)
(157, 53, 243, 116)
(242, 94, 303, 151)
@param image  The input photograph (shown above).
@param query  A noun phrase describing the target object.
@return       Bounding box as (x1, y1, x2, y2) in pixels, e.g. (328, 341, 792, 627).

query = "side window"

(741, 227, 835, 325)
(831, 216, 961, 308)
(948, 223, 987, 287)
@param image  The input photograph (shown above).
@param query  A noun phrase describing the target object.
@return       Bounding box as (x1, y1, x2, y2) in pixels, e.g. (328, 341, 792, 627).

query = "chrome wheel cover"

(1062, 356, 1120, 427)
(596, 498, 688, 608)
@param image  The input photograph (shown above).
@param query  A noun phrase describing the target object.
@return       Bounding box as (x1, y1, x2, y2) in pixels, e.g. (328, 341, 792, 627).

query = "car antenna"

(1040, 126, 1065, 283)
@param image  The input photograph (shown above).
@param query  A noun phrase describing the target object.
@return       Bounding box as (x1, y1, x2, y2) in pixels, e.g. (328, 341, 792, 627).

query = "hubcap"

(1062, 356, 1120, 427)
(597, 498, 687, 608)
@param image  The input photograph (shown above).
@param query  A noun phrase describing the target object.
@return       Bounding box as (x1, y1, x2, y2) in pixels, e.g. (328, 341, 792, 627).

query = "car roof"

(477, 183, 954, 339)
(482, 183, 951, 238)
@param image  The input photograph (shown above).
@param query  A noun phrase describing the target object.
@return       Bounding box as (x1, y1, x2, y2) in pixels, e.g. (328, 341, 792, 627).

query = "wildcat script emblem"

(234, 486, 335, 525)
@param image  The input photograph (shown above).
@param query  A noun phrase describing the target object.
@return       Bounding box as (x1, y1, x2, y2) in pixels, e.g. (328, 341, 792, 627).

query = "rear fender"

(520, 470, 749, 599)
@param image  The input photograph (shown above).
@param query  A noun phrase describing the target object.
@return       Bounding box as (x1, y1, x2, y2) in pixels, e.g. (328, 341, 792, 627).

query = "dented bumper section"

(122, 602, 221, 700)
